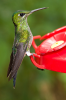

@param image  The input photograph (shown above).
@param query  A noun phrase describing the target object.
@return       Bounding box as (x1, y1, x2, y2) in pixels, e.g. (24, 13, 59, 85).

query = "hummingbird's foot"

(26, 50, 35, 56)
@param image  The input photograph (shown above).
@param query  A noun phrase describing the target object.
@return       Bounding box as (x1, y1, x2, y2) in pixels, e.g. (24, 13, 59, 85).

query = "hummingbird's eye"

(20, 13, 25, 17)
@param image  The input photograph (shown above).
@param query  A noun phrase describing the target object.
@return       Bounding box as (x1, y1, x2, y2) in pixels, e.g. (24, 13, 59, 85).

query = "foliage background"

(0, 0, 66, 100)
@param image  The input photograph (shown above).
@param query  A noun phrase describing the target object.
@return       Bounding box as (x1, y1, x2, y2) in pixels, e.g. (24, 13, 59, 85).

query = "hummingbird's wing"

(7, 42, 28, 80)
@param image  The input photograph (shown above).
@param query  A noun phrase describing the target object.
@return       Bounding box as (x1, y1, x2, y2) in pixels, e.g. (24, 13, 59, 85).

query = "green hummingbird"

(7, 7, 48, 88)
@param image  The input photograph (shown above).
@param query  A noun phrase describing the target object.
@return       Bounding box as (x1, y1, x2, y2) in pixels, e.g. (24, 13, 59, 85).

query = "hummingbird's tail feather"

(7, 42, 28, 81)
(13, 73, 17, 88)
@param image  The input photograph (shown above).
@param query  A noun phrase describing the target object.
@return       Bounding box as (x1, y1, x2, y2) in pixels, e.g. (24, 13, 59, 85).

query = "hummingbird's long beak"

(28, 7, 48, 16)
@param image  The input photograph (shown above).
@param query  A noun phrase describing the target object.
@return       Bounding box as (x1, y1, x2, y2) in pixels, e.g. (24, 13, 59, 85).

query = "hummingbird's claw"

(30, 53, 36, 56)
(37, 68, 44, 71)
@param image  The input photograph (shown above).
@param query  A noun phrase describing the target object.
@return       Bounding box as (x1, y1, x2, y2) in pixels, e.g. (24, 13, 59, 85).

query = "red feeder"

(30, 26, 66, 73)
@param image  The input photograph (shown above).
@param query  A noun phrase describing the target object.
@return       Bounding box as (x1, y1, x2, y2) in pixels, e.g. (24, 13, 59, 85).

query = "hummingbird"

(7, 7, 48, 88)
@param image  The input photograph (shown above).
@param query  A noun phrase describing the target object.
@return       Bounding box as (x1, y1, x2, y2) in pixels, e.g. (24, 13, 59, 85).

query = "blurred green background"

(0, 0, 66, 100)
